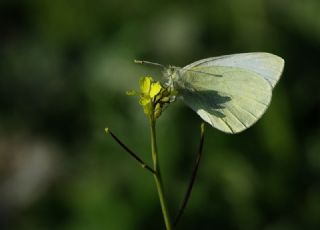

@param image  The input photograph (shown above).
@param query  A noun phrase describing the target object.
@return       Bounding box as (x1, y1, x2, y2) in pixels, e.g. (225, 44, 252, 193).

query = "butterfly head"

(163, 65, 180, 89)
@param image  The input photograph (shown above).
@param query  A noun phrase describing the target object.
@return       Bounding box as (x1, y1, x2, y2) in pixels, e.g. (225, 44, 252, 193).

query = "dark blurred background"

(1, 0, 320, 229)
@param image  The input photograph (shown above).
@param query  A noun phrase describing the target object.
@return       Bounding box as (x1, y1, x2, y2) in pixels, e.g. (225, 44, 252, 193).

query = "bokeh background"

(1, 0, 320, 229)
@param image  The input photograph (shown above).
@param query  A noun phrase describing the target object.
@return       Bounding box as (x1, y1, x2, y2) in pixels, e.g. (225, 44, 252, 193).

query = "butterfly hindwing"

(174, 65, 273, 133)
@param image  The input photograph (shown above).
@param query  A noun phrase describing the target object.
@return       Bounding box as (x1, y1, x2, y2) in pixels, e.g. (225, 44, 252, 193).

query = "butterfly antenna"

(134, 60, 165, 69)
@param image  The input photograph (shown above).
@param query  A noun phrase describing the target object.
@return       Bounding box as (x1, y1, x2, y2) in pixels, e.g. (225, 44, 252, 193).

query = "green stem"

(174, 123, 205, 226)
(105, 128, 156, 175)
(149, 117, 172, 230)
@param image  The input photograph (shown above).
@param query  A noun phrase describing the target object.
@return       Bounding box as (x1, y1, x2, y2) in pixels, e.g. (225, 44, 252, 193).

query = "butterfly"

(136, 52, 284, 133)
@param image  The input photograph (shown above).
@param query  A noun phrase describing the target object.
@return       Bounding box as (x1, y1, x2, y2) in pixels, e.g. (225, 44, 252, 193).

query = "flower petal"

(140, 77, 152, 95)
(126, 90, 137, 96)
(150, 82, 162, 98)
(139, 97, 150, 106)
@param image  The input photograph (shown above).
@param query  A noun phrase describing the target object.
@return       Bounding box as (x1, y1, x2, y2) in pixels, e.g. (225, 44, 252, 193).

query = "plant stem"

(174, 123, 205, 226)
(149, 118, 172, 230)
(105, 128, 156, 174)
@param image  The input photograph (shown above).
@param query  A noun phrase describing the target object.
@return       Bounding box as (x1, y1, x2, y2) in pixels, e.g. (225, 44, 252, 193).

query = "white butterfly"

(137, 52, 284, 133)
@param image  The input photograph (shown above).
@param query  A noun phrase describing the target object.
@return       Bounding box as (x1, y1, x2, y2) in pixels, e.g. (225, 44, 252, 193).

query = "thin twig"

(174, 123, 205, 226)
(105, 128, 156, 175)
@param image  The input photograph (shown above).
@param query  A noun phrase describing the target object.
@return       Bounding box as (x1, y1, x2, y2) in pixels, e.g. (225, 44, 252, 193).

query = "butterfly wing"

(182, 52, 284, 88)
(174, 64, 273, 134)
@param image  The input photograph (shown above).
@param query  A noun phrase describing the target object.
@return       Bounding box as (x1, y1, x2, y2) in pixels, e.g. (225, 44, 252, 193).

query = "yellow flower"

(127, 76, 173, 119)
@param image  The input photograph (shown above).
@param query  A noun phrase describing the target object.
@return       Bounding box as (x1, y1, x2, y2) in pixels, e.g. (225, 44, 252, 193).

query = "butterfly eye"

(166, 68, 173, 77)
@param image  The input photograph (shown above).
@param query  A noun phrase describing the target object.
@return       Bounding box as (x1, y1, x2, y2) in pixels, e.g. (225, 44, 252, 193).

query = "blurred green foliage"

(1, 0, 320, 229)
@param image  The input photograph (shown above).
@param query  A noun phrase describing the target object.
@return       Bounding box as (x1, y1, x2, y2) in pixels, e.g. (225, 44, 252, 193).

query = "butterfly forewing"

(182, 52, 284, 88)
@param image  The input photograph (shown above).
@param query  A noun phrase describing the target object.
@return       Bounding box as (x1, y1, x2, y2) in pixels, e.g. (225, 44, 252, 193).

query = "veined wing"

(182, 52, 284, 87)
(175, 66, 272, 133)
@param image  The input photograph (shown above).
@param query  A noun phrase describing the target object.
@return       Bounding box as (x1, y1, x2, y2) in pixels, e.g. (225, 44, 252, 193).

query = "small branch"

(174, 123, 206, 226)
(105, 128, 156, 175)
